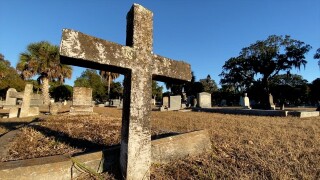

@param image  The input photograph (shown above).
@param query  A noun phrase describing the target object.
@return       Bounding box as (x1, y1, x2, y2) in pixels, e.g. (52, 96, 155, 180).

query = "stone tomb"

(197, 92, 211, 108)
(70, 87, 94, 114)
(59, 4, 191, 179)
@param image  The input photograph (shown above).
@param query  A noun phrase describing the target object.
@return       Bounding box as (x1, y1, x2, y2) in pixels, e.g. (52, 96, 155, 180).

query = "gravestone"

(220, 99, 227, 106)
(5, 88, 17, 107)
(110, 99, 121, 107)
(243, 93, 251, 109)
(162, 96, 169, 107)
(269, 93, 276, 110)
(59, 4, 191, 179)
(239, 96, 244, 106)
(49, 103, 60, 115)
(197, 92, 211, 108)
(168, 95, 181, 110)
(30, 94, 44, 106)
(19, 84, 33, 117)
(6, 84, 40, 118)
(70, 87, 93, 114)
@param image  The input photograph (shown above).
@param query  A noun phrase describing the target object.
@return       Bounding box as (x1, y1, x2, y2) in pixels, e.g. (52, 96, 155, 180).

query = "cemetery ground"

(0, 107, 319, 179)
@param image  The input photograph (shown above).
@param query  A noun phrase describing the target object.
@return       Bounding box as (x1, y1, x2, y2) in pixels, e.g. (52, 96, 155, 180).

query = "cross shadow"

(28, 124, 108, 151)
(0, 118, 42, 137)
(6, 121, 182, 179)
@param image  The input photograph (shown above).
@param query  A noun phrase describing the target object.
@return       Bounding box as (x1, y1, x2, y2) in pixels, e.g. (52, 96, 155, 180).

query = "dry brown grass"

(0, 116, 35, 136)
(1, 107, 320, 179)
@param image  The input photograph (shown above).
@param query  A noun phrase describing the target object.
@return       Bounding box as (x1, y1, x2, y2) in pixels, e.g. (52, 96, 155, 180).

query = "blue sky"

(1, 0, 319, 87)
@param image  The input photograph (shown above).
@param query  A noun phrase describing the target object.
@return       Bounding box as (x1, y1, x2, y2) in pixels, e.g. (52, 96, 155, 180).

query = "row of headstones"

(239, 93, 276, 110)
(160, 92, 212, 111)
(0, 85, 95, 117)
(159, 92, 277, 111)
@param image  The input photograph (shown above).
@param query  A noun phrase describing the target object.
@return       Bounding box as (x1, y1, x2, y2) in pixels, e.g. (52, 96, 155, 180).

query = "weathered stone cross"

(59, 4, 191, 179)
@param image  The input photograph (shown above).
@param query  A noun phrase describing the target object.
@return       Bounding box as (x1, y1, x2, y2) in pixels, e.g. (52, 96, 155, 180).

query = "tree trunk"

(108, 75, 111, 100)
(42, 77, 50, 105)
(262, 77, 270, 109)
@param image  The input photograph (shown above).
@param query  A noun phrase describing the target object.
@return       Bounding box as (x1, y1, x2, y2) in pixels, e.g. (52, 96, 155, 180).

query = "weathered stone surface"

(3, 85, 41, 117)
(19, 84, 33, 118)
(162, 96, 169, 107)
(197, 92, 211, 108)
(5, 88, 17, 107)
(152, 130, 212, 164)
(72, 87, 92, 106)
(59, 4, 191, 179)
(288, 111, 320, 118)
(169, 95, 181, 110)
(70, 87, 93, 114)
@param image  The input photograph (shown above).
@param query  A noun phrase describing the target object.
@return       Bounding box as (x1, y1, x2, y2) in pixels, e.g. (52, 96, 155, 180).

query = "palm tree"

(16, 41, 72, 105)
(99, 71, 120, 99)
(57, 63, 73, 85)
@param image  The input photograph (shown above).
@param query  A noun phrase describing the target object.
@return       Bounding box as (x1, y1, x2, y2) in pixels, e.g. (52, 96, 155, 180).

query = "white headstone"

(243, 93, 251, 109)
(169, 95, 181, 110)
(197, 92, 211, 108)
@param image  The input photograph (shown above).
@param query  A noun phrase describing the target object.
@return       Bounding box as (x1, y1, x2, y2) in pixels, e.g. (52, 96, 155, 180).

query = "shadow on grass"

(19, 124, 181, 179)
(0, 118, 43, 137)
(29, 124, 108, 152)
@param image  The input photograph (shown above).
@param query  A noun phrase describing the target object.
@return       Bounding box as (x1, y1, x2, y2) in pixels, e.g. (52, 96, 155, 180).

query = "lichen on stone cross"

(59, 3, 191, 180)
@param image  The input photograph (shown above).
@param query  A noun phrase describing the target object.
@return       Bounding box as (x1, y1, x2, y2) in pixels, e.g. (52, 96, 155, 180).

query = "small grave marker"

(243, 93, 251, 109)
(197, 92, 211, 108)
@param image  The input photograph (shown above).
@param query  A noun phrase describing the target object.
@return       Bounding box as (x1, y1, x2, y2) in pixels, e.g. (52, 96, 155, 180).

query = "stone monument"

(162, 96, 169, 107)
(197, 92, 211, 108)
(59, 4, 191, 179)
(243, 93, 251, 109)
(4, 84, 40, 118)
(269, 93, 276, 110)
(70, 87, 93, 114)
(168, 95, 181, 110)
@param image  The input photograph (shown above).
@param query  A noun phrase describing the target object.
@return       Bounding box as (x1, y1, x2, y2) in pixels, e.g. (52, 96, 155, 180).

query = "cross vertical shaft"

(120, 4, 153, 179)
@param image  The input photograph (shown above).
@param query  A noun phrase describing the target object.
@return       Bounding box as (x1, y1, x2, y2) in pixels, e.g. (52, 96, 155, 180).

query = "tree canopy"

(74, 69, 107, 102)
(152, 81, 163, 101)
(200, 75, 218, 94)
(99, 71, 120, 99)
(0, 53, 26, 98)
(16, 41, 72, 104)
(315, 48, 320, 68)
(220, 35, 311, 108)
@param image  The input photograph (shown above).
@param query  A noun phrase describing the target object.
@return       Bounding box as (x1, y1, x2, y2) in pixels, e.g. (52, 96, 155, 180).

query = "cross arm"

(59, 29, 134, 73)
(152, 54, 192, 83)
